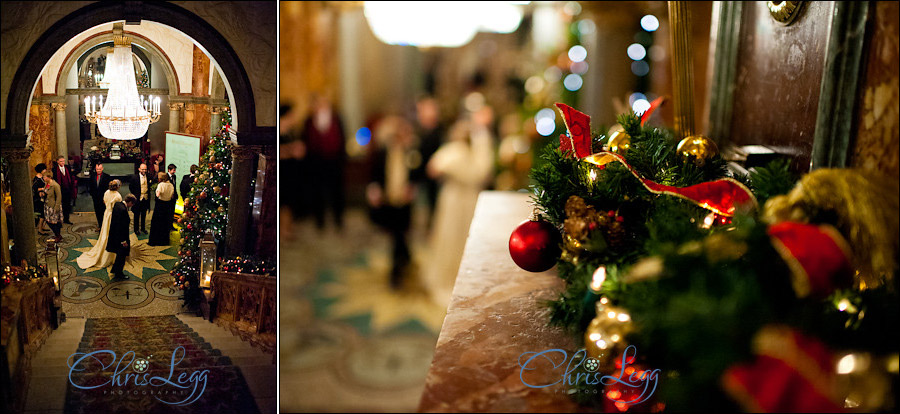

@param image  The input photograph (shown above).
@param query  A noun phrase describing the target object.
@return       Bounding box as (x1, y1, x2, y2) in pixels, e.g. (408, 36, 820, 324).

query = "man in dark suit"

(167, 164, 179, 201)
(129, 163, 153, 235)
(52, 156, 78, 224)
(108, 194, 136, 280)
(167, 164, 179, 230)
(88, 162, 112, 227)
(180, 164, 197, 199)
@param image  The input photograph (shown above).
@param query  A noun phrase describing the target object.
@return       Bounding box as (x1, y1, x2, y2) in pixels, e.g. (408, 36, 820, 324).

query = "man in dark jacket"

(88, 162, 112, 227)
(108, 194, 135, 280)
(167, 164, 179, 201)
(180, 164, 197, 199)
(128, 163, 153, 234)
(52, 156, 77, 224)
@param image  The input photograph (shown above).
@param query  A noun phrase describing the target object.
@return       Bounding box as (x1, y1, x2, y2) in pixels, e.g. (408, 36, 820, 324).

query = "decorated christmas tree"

(171, 107, 233, 306)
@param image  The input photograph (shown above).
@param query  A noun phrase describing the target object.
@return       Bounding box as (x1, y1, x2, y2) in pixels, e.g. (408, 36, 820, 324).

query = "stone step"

(239, 364, 277, 399)
(230, 355, 275, 367)
(256, 397, 276, 414)
(24, 375, 67, 411)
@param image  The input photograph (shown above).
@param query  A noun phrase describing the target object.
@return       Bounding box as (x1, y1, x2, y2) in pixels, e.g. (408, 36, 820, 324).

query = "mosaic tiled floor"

(39, 211, 185, 318)
(279, 206, 445, 412)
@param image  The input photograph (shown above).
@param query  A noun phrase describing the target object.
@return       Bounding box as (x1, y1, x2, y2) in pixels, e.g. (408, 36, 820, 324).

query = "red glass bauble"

(509, 219, 561, 272)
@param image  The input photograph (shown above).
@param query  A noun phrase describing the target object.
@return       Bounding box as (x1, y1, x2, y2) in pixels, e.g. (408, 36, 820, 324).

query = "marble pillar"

(28, 104, 54, 170)
(225, 145, 257, 256)
(52, 103, 68, 160)
(5, 147, 38, 266)
(210, 106, 223, 137)
(168, 102, 183, 132)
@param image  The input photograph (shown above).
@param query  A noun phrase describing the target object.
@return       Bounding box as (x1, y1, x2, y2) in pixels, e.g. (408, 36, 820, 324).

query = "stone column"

(168, 102, 183, 132)
(209, 106, 223, 137)
(225, 145, 257, 256)
(52, 103, 68, 159)
(4, 147, 37, 266)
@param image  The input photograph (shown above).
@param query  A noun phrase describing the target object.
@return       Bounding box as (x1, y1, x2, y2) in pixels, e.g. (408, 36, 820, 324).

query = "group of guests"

(367, 97, 495, 298)
(33, 156, 199, 248)
(281, 93, 495, 301)
(32, 156, 78, 242)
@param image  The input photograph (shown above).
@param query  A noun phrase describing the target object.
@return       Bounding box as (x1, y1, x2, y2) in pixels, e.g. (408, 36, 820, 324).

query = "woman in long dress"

(148, 171, 175, 246)
(76, 179, 123, 270)
(423, 108, 495, 308)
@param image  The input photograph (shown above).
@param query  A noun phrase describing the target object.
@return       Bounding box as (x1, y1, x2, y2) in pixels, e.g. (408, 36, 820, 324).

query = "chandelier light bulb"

(85, 34, 159, 140)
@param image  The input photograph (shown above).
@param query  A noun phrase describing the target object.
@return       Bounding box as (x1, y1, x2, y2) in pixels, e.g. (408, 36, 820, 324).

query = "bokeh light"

(631, 60, 650, 76)
(568, 45, 588, 62)
(641, 15, 659, 32)
(563, 74, 583, 91)
(627, 43, 646, 61)
(536, 117, 556, 136)
(544, 66, 563, 83)
(355, 127, 372, 146)
(632, 98, 651, 115)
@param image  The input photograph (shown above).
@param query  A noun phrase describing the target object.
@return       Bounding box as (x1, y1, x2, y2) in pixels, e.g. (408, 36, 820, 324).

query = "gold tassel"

(763, 169, 900, 288)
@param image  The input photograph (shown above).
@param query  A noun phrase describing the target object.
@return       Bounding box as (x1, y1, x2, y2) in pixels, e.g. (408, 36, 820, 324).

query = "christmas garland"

(515, 103, 899, 411)
(219, 255, 276, 276)
(2, 263, 48, 290)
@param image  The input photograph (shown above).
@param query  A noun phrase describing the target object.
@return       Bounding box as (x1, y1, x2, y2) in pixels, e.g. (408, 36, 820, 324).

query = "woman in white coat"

(424, 107, 495, 308)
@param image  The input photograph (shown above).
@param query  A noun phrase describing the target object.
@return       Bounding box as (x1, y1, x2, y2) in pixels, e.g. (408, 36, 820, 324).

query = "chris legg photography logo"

(518, 345, 660, 406)
(67, 346, 209, 406)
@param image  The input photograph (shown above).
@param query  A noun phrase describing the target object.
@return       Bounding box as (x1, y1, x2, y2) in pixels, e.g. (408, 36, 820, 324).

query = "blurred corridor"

(278, 1, 709, 411)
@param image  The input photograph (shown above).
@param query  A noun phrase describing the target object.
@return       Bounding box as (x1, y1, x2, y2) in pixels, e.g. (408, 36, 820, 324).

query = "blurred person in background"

(279, 103, 307, 241)
(301, 93, 347, 232)
(41, 171, 63, 242)
(33, 163, 48, 234)
(52, 156, 77, 225)
(367, 116, 418, 289)
(412, 95, 445, 227)
(424, 104, 495, 307)
(180, 164, 198, 200)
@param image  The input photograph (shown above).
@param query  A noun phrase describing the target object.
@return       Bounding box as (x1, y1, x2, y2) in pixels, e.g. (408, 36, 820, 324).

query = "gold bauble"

(584, 299, 634, 366)
(607, 128, 631, 154)
(676, 135, 718, 166)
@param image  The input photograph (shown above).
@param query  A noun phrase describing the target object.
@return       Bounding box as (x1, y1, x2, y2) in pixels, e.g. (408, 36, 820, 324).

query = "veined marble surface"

(418, 191, 583, 413)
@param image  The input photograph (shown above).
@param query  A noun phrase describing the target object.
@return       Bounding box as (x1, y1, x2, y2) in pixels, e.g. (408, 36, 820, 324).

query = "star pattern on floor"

(319, 250, 446, 334)
(74, 236, 177, 280)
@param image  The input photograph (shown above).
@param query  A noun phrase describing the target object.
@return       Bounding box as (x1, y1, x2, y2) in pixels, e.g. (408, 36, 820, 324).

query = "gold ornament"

(217, 206, 225, 213)
(834, 352, 897, 411)
(584, 299, 634, 367)
(676, 135, 718, 166)
(607, 128, 631, 154)
(764, 169, 899, 288)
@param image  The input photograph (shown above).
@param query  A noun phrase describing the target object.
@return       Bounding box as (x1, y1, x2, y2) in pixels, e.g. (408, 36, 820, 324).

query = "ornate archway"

(3, 1, 267, 146)
(2, 1, 273, 266)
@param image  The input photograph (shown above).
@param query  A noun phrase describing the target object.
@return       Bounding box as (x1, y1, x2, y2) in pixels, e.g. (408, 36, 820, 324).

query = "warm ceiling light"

(363, 1, 527, 48)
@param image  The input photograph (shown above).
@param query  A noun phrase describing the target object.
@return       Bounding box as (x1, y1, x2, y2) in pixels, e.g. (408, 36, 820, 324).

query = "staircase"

(22, 314, 275, 414)
(176, 314, 276, 414)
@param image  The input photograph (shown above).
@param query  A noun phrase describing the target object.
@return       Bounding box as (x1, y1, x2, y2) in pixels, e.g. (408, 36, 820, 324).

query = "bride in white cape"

(76, 181, 123, 270)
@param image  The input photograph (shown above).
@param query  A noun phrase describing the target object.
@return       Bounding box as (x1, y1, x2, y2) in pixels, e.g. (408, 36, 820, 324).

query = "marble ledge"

(418, 191, 586, 413)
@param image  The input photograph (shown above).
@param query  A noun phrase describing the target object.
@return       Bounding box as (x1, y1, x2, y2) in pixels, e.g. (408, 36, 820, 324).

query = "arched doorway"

(4, 1, 265, 146)
(2, 1, 273, 266)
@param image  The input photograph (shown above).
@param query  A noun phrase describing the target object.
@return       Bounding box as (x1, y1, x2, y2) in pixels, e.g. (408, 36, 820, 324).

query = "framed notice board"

(164, 131, 202, 213)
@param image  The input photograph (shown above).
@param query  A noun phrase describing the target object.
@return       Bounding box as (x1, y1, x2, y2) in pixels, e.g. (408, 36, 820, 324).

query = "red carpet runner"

(64, 315, 259, 414)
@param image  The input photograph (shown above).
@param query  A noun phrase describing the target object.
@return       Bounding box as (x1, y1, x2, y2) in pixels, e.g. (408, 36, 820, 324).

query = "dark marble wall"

(850, 1, 899, 177)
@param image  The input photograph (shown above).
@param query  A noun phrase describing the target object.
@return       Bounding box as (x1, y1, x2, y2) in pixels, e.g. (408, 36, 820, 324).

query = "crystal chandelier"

(84, 35, 160, 140)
